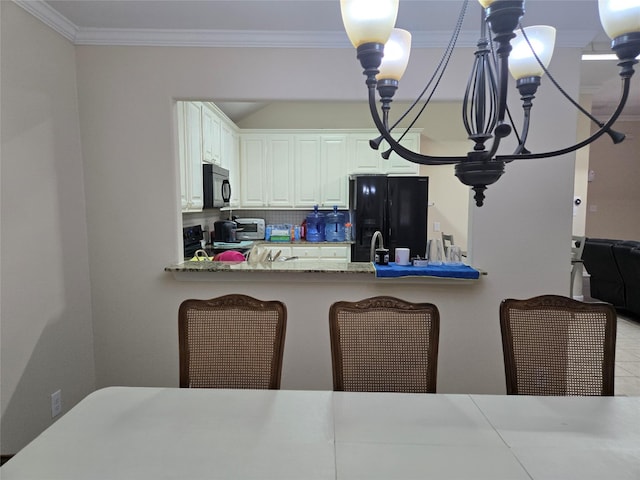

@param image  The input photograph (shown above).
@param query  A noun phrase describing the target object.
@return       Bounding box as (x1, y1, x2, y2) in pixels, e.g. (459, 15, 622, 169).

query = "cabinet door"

(183, 102, 203, 211)
(320, 134, 348, 208)
(318, 245, 350, 261)
(201, 103, 221, 165)
(383, 132, 420, 175)
(220, 122, 234, 171)
(266, 135, 294, 207)
(290, 245, 321, 260)
(349, 133, 382, 174)
(294, 135, 321, 207)
(228, 130, 241, 208)
(239, 135, 267, 207)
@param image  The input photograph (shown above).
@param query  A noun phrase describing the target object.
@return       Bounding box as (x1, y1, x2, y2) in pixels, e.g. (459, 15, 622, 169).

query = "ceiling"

(18, 0, 639, 119)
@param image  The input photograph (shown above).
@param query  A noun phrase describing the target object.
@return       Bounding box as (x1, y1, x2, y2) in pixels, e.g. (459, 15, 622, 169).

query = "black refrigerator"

(350, 175, 428, 262)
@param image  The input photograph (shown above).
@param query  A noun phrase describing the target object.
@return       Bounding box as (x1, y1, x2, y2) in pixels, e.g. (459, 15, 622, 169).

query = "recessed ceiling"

(16, 0, 639, 119)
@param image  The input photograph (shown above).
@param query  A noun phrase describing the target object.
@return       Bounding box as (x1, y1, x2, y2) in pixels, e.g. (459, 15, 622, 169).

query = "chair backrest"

(572, 235, 585, 261)
(179, 294, 287, 389)
(329, 296, 440, 393)
(499, 294, 616, 396)
(441, 233, 454, 255)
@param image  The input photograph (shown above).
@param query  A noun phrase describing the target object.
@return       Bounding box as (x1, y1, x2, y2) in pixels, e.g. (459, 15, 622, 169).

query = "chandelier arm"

(387, 0, 469, 140)
(367, 84, 464, 165)
(518, 27, 624, 144)
(497, 76, 632, 162)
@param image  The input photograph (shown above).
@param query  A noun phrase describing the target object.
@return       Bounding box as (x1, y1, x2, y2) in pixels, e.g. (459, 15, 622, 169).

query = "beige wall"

(1, 3, 95, 454)
(585, 119, 640, 240)
(2, 4, 584, 454)
(75, 42, 579, 392)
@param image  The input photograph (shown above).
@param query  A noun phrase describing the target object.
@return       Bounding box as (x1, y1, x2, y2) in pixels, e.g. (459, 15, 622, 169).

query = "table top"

(3, 387, 639, 480)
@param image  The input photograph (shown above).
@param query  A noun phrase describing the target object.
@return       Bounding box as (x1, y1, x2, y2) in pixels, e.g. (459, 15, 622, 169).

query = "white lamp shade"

(598, 0, 640, 39)
(377, 29, 412, 81)
(477, 0, 496, 8)
(508, 25, 556, 80)
(340, 0, 399, 48)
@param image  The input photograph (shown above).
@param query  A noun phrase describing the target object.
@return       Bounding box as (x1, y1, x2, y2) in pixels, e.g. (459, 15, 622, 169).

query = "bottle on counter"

(306, 205, 325, 242)
(325, 205, 345, 242)
(345, 222, 352, 242)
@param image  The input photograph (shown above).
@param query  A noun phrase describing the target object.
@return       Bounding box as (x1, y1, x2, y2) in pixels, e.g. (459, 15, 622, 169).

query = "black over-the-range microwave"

(203, 164, 231, 209)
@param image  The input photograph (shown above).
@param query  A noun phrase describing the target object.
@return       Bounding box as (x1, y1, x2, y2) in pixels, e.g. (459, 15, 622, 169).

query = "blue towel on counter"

(375, 262, 480, 279)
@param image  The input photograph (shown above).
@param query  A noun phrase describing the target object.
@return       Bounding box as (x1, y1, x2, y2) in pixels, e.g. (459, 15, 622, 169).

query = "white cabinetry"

(267, 135, 295, 207)
(239, 135, 268, 208)
(239, 131, 348, 209)
(294, 135, 321, 207)
(348, 131, 421, 175)
(266, 244, 350, 261)
(239, 134, 296, 208)
(227, 129, 241, 208)
(201, 103, 221, 165)
(319, 134, 348, 207)
(178, 102, 204, 212)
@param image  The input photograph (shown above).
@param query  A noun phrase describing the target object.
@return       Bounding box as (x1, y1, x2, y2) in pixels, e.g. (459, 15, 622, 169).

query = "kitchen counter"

(166, 259, 372, 274)
(165, 259, 484, 284)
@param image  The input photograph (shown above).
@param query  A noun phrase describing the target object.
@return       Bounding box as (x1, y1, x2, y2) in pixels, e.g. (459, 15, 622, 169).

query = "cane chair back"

(179, 294, 287, 389)
(329, 296, 440, 393)
(500, 295, 616, 396)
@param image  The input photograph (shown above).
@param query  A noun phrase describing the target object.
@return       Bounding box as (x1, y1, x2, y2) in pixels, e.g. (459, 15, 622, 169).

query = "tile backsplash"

(183, 208, 351, 232)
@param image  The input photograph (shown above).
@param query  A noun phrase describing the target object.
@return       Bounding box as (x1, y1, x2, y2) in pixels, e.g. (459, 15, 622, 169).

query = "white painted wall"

(1, 4, 582, 454)
(1, 3, 95, 454)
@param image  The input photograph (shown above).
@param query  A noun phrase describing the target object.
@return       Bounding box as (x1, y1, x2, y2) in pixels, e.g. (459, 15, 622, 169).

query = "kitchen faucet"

(370, 231, 384, 262)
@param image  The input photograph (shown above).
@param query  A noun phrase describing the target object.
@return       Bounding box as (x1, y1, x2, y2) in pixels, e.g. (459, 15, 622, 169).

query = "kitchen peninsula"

(165, 255, 484, 392)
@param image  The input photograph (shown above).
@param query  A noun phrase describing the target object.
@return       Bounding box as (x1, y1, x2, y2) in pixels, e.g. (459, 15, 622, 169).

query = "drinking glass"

(427, 239, 443, 265)
(446, 245, 463, 265)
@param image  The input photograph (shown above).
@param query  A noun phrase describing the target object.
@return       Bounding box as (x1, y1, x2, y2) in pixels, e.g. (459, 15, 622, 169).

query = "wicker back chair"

(329, 296, 440, 393)
(500, 294, 617, 396)
(179, 294, 287, 389)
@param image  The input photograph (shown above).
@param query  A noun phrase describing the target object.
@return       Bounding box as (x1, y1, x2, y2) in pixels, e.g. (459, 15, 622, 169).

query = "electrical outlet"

(434, 222, 441, 232)
(51, 390, 62, 418)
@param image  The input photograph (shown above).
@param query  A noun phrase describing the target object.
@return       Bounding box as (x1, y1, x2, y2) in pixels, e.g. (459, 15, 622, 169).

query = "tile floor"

(614, 313, 640, 396)
(581, 276, 640, 396)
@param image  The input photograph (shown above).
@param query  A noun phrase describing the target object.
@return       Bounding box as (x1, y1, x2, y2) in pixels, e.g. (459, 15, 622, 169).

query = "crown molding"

(15, 0, 595, 49)
(14, 0, 78, 42)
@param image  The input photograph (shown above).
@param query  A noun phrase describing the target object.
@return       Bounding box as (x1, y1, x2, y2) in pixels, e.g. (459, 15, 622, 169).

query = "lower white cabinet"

(259, 244, 350, 262)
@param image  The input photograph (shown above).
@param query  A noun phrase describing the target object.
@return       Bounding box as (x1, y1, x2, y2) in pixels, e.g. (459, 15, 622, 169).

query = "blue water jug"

(325, 206, 345, 242)
(306, 205, 325, 242)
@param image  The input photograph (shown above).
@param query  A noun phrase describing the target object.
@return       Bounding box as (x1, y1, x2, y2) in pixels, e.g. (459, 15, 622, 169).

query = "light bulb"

(598, 0, 640, 39)
(509, 26, 556, 80)
(377, 29, 412, 81)
(340, 0, 399, 48)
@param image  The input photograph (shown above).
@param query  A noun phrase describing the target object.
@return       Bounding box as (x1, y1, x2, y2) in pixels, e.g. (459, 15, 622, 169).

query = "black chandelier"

(340, 0, 640, 206)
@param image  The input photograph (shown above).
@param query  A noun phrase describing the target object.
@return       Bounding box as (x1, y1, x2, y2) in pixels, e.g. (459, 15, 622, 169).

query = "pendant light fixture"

(340, 0, 640, 206)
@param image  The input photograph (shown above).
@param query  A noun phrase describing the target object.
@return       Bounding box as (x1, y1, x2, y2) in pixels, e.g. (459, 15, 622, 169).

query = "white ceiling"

(17, 0, 639, 119)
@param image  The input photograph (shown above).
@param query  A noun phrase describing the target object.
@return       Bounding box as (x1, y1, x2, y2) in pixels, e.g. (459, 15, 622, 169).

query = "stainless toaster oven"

(235, 218, 266, 240)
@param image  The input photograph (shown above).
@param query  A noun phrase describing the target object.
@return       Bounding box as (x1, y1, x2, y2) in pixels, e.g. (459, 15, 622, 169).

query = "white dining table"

(2, 387, 639, 479)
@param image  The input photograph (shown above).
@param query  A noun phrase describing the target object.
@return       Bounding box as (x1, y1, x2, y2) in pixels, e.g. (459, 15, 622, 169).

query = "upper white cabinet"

(201, 103, 221, 165)
(267, 134, 296, 207)
(178, 102, 204, 212)
(239, 131, 348, 209)
(348, 131, 421, 175)
(319, 134, 348, 207)
(239, 134, 268, 208)
(294, 135, 321, 208)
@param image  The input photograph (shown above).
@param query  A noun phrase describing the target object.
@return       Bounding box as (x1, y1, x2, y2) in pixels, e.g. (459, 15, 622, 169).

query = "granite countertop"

(165, 259, 374, 274)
